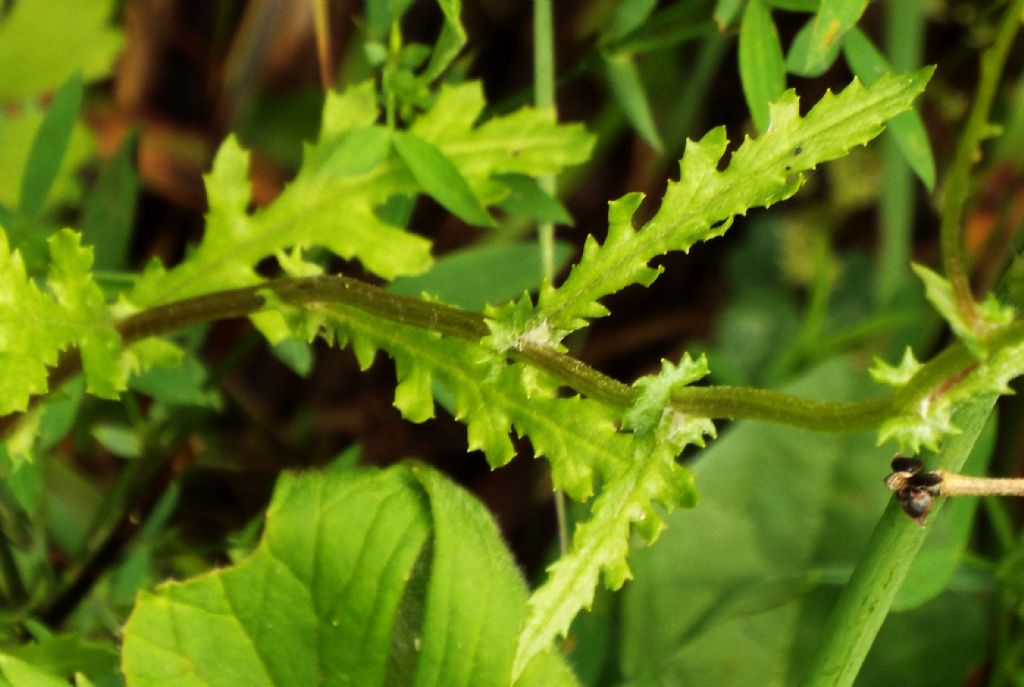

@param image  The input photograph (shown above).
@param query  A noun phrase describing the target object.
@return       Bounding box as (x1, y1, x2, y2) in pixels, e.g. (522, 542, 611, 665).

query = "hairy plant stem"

(3, 274, 1016, 439)
(41, 296, 1013, 439)
(938, 0, 1024, 334)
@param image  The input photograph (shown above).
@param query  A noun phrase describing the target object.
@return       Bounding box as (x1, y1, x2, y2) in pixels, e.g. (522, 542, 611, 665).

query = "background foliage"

(2, 1, 1024, 686)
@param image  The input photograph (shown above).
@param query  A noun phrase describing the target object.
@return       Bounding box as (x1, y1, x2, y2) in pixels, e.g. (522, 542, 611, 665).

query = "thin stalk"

(938, 0, 1024, 334)
(876, 0, 925, 303)
(533, 0, 568, 555)
(533, 0, 557, 281)
(936, 471, 1024, 496)
(800, 395, 998, 687)
(312, 0, 334, 91)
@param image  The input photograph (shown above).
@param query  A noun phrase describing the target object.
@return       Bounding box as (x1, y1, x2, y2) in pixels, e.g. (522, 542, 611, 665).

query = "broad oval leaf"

(121, 461, 577, 687)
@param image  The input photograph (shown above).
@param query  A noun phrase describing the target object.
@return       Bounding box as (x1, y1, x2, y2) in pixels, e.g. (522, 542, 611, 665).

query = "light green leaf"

(310, 303, 633, 492)
(0, 107, 94, 215)
(2, 634, 118, 683)
(785, 15, 842, 77)
(603, 53, 663, 151)
(739, 0, 786, 133)
(869, 346, 923, 387)
(0, 653, 71, 687)
(911, 263, 1014, 355)
(393, 131, 495, 227)
(410, 463, 534, 685)
(496, 69, 933, 345)
(514, 442, 698, 679)
(0, 0, 122, 99)
(18, 72, 83, 217)
(122, 461, 578, 686)
(843, 28, 935, 189)
(0, 228, 122, 415)
(46, 230, 124, 399)
(128, 81, 592, 307)
(623, 354, 715, 454)
(792, 0, 867, 75)
(91, 424, 141, 459)
(713, 0, 744, 30)
(410, 82, 594, 206)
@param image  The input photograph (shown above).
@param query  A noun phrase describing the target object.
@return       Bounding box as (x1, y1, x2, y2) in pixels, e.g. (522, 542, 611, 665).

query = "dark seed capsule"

(900, 487, 934, 523)
(891, 456, 923, 474)
(907, 472, 943, 488)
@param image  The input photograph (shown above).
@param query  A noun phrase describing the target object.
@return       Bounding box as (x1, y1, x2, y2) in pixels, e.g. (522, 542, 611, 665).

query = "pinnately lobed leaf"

(0, 228, 122, 416)
(493, 68, 933, 348)
(513, 354, 713, 678)
(127, 80, 593, 310)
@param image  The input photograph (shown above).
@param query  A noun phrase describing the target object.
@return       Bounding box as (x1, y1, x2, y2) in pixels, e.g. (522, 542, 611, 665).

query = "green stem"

(112, 276, 1006, 434)
(938, 0, 1024, 333)
(5, 278, 1013, 440)
(800, 394, 997, 687)
(533, 0, 568, 554)
(533, 0, 557, 281)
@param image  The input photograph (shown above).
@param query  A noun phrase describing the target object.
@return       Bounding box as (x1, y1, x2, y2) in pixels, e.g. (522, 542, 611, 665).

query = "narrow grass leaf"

(792, 0, 867, 75)
(739, 0, 786, 132)
(601, 0, 658, 43)
(603, 53, 664, 151)
(843, 28, 935, 189)
(786, 16, 842, 77)
(80, 132, 139, 270)
(713, 0, 744, 29)
(420, 0, 467, 83)
(18, 72, 83, 217)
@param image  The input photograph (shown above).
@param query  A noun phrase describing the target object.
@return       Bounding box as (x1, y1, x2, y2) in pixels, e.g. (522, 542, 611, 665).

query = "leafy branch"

(490, 67, 934, 347)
